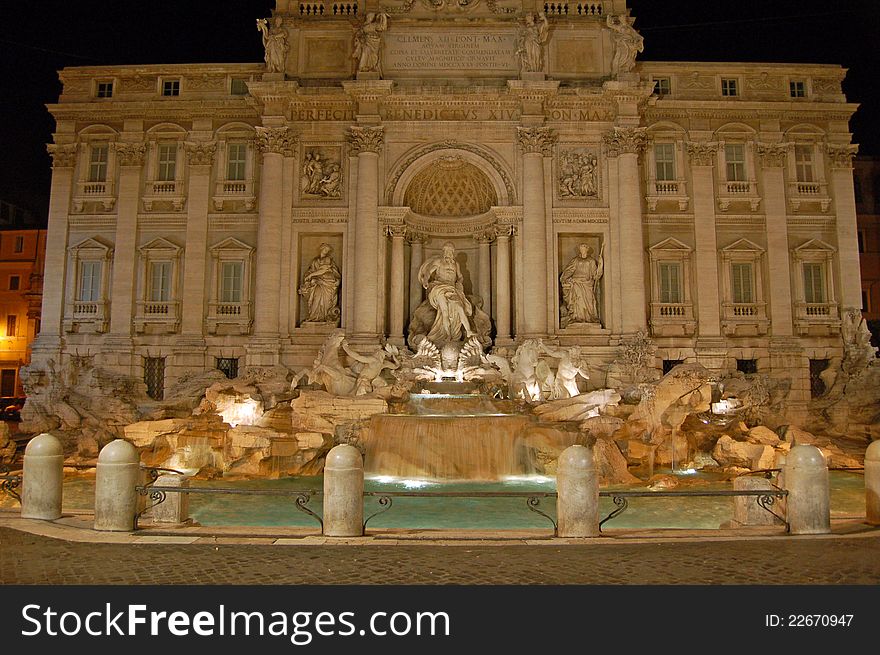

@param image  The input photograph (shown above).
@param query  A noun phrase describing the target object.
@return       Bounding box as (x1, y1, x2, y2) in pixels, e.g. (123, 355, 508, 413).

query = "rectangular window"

(88, 145, 109, 183)
(231, 78, 249, 95)
(79, 261, 102, 302)
(809, 358, 829, 398)
(654, 143, 676, 181)
(653, 77, 671, 96)
(794, 145, 815, 183)
(9, 275, 20, 291)
(96, 81, 114, 98)
(157, 143, 177, 181)
(144, 357, 166, 400)
(216, 357, 239, 380)
(721, 78, 739, 97)
(725, 144, 747, 182)
(736, 359, 758, 374)
(790, 80, 806, 98)
(802, 263, 826, 304)
(14, 236, 23, 253)
(226, 143, 247, 181)
(731, 263, 754, 304)
(220, 261, 243, 303)
(5, 315, 16, 337)
(149, 262, 172, 302)
(0, 370, 15, 397)
(659, 262, 682, 304)
(162, 79, 180, 97)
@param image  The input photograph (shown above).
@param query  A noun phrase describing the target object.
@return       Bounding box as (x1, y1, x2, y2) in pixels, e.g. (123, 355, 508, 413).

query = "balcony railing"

(724, 180, 753, 195)
(143, 180, 185, 210)
(718, 179, 760, 211)
(788, 180, 831, 212)
(298, 2, 358, 16)
(213, 179, 255, 211)
(66, 300, 109, 333)
(721, 302, 769, 336)
(135, 300, 180, 333)
(655, 302, 687, 317)
(74, 181, 116, 211)
(207, 301, 252, 334)
(543, 2, 606, 15)
(649, 301, 696, 336)
(646, 179, 689, 211)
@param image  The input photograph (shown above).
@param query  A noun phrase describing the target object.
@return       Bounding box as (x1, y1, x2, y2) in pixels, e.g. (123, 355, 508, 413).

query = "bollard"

(866, 440, 880, 526)
(148, 474, 190, 525)
(556, 444, 599, 537)
(733, 476, 784, 527)
(21, 433, 64, 520)
(783, 445, 830, 535)
(323, 444, 363, 537)
(94, 439, 140, 532)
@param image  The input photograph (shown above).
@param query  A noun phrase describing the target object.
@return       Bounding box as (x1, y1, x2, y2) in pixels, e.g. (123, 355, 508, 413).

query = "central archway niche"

(390, 146, 514, 342)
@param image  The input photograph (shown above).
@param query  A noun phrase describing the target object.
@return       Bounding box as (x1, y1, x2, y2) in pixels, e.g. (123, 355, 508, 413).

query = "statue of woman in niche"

(606, 14, 644, 75)
(516, 12, 549, 73)
(352, 13, 388, 75)
(298, 243, 341, 324)
(560, 242, 604, 327)
(257, 16, 289, 74)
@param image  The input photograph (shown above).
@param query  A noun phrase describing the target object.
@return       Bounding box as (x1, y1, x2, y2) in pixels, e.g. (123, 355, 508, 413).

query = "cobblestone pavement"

(2, 526, 880, 585)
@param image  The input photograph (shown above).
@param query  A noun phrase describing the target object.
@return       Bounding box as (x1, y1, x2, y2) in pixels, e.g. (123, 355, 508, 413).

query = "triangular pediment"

(68, 236, 112, 255)
(139, 237, 181, 254)
(650, 237, 692, 252)
(210, 236, 254, 253)
(794, 238, 835, 253)
(721, 238, 764, 254)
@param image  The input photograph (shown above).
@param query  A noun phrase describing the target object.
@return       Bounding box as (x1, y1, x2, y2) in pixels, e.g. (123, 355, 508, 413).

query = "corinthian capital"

(685, 141, 719, 167)
(516, 127, 556, 156)
(603, 127, 647, 157)
(114, 142, 147, 166)
(755, 142, 789, 168)
(185, 141, 217, 166)
(255, 126, 297, 155)
(47, 143, 77, 169)
(825, 143, 858, 169)
(347, 126, 385, 155)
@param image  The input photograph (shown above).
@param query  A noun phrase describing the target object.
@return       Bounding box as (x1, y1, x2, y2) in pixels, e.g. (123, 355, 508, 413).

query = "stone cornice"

(516, 127, 556, 156)
(255, 126, 297, 155)
(603, 127, 647, 157)
(185, 141, 217, 166)
(114, 142, 147, 166)
(47, 143, 78, 168)
(347, 126, 385, 154)
(685, 141, 719, 166)
(342, 80, 396, 104)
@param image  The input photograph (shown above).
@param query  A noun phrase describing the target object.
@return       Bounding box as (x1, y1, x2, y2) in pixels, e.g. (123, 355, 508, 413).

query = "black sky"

(1, 0, 877, 221)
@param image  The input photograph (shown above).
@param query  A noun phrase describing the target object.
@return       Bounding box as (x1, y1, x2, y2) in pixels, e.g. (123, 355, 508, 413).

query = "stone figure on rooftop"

(257, 16, 289, 74)
(353, 13, 388, 75)
(299, 243, 341, 324)
(517, 12, 549, 73)
(607, 14, 644, 75)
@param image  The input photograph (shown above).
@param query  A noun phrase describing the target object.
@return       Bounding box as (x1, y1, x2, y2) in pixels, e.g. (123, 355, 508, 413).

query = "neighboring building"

(34, 1, 862, 414)
(0, 200, 40, 229)
(0, 228, 46, 397)
(853, 157, 880, 340)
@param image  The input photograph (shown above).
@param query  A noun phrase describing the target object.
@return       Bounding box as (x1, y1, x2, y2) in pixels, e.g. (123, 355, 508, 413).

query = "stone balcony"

(207, 301, 252, 335)
(794, 301, 840, 336)
(134, 300, 180, 334)
(646, 179, 689, 211)
(143, 180, 185, 211)
(717, 180, 760, 211)
(649, 302, 696, 337)
(212, 180, 256, 211)
(73, 180, 115, 212)
(721, 302, 769, 337)
(63, 300, 109, 333)
(787, 181, 831, 212)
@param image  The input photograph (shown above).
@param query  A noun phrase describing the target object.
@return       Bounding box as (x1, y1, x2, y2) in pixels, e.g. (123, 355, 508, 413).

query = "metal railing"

(0, 464, 21, 503)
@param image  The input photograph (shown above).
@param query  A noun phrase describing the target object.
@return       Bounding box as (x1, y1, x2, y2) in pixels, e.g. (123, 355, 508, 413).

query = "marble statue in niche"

(558, 150, 599, 198)
(256, 16, 289, 74)
(353, 13, 388, 75)
(560, 242, 605, 327)
(516, 12, 549, 72)
(301, 149, 343, 198)
(298, 243, 341, 324)
(607, 14, 643, 75)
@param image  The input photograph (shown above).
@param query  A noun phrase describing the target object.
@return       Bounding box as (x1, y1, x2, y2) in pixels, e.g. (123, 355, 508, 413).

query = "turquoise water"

(2, 471, 866, 530)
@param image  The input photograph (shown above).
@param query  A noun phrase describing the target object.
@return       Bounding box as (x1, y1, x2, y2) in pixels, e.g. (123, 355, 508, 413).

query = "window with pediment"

(143, 125, 186, 211)
(64, 237, 113, 333)
(648, 238, 695, 337)
(714, 127, 760, 211)
(785, 128, 831, 212)
(213, 124, 256, 211)
(135, 238, 182, 334)
(645, 126, 688, 211)
(74, 127, 118, 213)
(720, 238, 769, 336)
(207, 237, 254, 335)
(792, 239, 839, 336)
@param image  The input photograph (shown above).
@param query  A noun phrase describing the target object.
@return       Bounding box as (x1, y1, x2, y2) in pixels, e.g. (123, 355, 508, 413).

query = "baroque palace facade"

(36, 0, 860, 407)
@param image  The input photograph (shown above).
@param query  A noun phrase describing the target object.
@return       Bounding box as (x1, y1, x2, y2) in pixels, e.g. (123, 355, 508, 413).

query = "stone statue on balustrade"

(560, 242, 604, 328)
(607, 14, 643, 75)
(256, 16, 289, 74)
(516, 12, 549, 73)
(353, 12, 388, 75)
(298, 243, 341, 324)
(408, 241, 491, 349)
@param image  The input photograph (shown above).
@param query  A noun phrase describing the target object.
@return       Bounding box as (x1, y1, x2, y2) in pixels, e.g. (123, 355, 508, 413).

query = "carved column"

(686, 141, 722, 338)
(604, 127, 647, 333)
(494, 225, 515, 342)
(475, 230, 495, 317)
(180, 141, 216, 338)
(253, 126, 295, 342)
(517, 126, 555, 337)
(757, 142, 795, 336)
(348, 126, 384, 339)
(108, 141, 146, 339)
(36, 144, 77, 350)
(407, 231, 426, 321)
(386, 225, 406, 344)
(827, 143, 862, 311)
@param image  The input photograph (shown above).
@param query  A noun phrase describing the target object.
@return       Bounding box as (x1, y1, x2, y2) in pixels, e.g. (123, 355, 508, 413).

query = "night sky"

(1, 0, 877, 221)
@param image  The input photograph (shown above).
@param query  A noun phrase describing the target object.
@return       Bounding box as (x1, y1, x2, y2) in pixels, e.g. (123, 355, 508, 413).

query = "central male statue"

(417, 242, 476, 344)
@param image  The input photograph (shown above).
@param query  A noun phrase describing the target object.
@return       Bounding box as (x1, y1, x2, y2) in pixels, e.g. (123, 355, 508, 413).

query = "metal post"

(865, 440, 880, 526)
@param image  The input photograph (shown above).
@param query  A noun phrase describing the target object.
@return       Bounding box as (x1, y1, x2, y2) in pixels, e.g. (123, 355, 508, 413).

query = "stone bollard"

(866, 440, 880, 526)
(21, 433, 64, 520)
(323, 444, 363, 537)
(148, 474, 190, 525)
(94, 439, 140, 532)
(733, 476, 784, 527)
(783, 444, 830, 535)
(556, 444, 599, 537)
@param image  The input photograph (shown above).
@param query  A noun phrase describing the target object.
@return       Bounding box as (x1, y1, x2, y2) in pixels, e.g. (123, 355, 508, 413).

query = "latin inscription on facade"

(385, 30, 518, 75)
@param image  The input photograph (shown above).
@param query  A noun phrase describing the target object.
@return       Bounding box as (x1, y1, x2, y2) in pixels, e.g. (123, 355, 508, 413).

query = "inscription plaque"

(384, 29, 518, 75)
